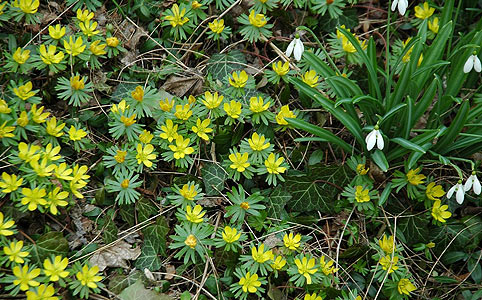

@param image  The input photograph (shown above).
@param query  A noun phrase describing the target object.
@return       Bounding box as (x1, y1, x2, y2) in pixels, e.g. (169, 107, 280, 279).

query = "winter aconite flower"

(283, 232, 301, 250)
(431, 200, 451, 223)
(3, 240, 29, 263)
(135, 144, 156, 168)
(239, 272, 262, 293)
(357, 163, 369, 175)
(79, 20, 100, 37)
(43, 256, 69, 281)
(48, 24, 66, 39)
(428, 17, 439, 34)
(209, 19, 225, 34)
(406, 168, 426, 185)
(0, 212, 15, 236)
(169, 136, 194, 159)
(248, 132, 270, 151)
(185, 205, 205, 223)
(138, 130, 153, 144)
(272, 61, 290, 76)
(184, 234, 197, 248)
(13, 264, 41, 291)
(398, 278, 417, 295)
(202, 91, 223, 109)
(229, 152, 250, 172)
(264, 153, 286, 174)
(249, 96, 270, 113)
(89, 40, 107, 56)
(248, 10, 267, 28)
(301, 70, 319, 88)
(391, 0, 408, 16)
(159, 98, 174, 112)
(355, 186, 370, 203)
(159, 119, 179, 142)
(222, 226, 241, 243)
(0, 172, 23, 193)
(174, 104, 193, 120)
(286, 35, 304, 61)
(46, 187, 69, 215)
(180, 184, 197, 201)
(165, 4, 189, 27)
(271, 256, 287, 270)
(379, 235, 395, 254)
(64, 36, 86, 56)
(14, 81, 36, 101)
(294, 256, 317, 284)
(447, 181, 465, 204)
(224, 100, 242, 119)
(106, 37, 120, 47)
(69, 126, 87, 141)
(192, 118, 213, 141)
(229, 70, 248, 88)
(276, 105, 296, 125)
(21, 187, 47, 211)
(426, 182, 445, 201)
(76, 264, 102, 289)
(319, 256, 338, 275)
(415, 2, 434, 20)
(379, 255, 399, 273)
(464, 172, 481, 195)
(463, 54, 481, 73)
(251, 244, 274, 263)
(26, 284, 58, 300)
(365, 126, 384, 151)
(13, 47, 30, 64)
(39, 45, 64, 65)
(46, 117, 65, 137)
(305, 293, 323, 300)
(14, 0, 39, 14)
(76, 9, 94, 22)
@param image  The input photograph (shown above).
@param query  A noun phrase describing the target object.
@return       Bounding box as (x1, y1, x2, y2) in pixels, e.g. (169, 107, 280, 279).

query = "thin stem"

(385, 0, 392, 104)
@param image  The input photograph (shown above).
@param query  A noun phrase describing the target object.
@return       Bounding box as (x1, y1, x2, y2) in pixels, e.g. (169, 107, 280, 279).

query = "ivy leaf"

(206, 50, 246, 81)
(109, 271, 144, 295)
(142, 217, 169, 256)
(202, 163, 227, 196)
(134, 239, 162, 271)
(103, 215, 118, 244)
(119, 279, 172, 299)
(119, 204, 136, 227)
(397, 215, 429, 245)
(30, 232, 69, 264)
(137, 197, 158, 223)
(267, 186, 291, 220)
(284, 164, 351, 213)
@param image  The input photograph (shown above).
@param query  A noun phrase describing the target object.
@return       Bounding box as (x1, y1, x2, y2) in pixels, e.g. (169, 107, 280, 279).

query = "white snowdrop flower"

(286, 34, 304, 62)
(447, 181, 465, 204)
(463, 54, 481, 73)
(464, 172, 481, 195)
(391, 0, 409, 16)
(365, 125, 384, 151)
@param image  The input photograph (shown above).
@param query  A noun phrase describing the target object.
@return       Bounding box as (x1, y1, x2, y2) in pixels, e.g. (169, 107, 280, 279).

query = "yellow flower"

(0, 212, 15, 236)
(251, 244, 274, 263)
(0, 121, 15, 138)
(13, 265, 41, 291)
(428, 17, 439, 34)
(301, 69, 319, 88)
(113, 150, 127, 164)
(415, 2, 435, 20)
(69, 126, 87, 141)
(229, 70, 248, 88)
(406, 168, 426, 185)
(120, 179, 129, 189)
(209, 19, 225, 34)
(379, 255, 399, 274)
(202, 91, 223, 109)
(29, 157, 56, 177)
(192, 118, 213, 141)
(76, 265, 102, 289)
(0, 172, 23, 193)
(229, 152, 250, 172)
(138, 130, 153, 144)
(18, 142, 41, 162)
(22, 187, 47, 211)
(355, 186, 370, 203)
(426, 182, 445, 201)
(48, 24, 66, 39)
(39, 45, 64, 65)
(45, 117, 65, 137)
(402, 38, 423, 66)
(276, 105, 296, 125)
(240, 201, 250, 210)
(272, 61, 290, 76)
(264, 153, 286, 174)
(356, 163, 369, 175)
(165, 4, 189, 27)
(14, 81, 36, 101)
(70, 75, 85, 90)
(0, 99, 11, 114)
(283, 232, 301, 250)
(72, 164, 90, 183)
(320, 255, 338, 275)
(184, 234, 197, 248)
(17, 111, 29, 127)
(106, 37, 120, 47)
(398, 278, 416, 295)
(180, 184, 197, 200)
(224, 100, 242, 119)
(169, 135, 194, 159)
(13, 47, 30, 64)
(43, 255, 69, 281)
(79, 20, 100, 37)
(76, 9, 94, 22)
(89, 40, 107, 56)
(191, 0, 202, 9)
(159, 119, 179, 142)
(54, 163, 73, 181)
(248, 10, 267, 28)
(46, 187, 69, 215)
(159, 98, 175, 112)
(426, 242, 435, 248)
(43, 143, 61, 161)
(271, 255, 287, 270)
(304, 293, 323, 300)
(64, 36, 86, 56)
(174, 104, 193, 120)
(120, 114, 136, 127)
(249, 96, 270, 113)
(248, 132, 270, 151)
(379, 235, 395, 254)
(31, 104, 50, 123)
(111, 100, 129, 113)
(188, 95, 196, 104)
(431, 200, 451, 223)
(3, 240, 29, 264)
(136, 143, 156, 168)
(294, 256, 317, 284)
(238, 272, 262, 293)
(131, 86, 144, 102)
(13, 0, 39, 14)
(222, 226, 241, 243)
(185, 205, 205, 223)
(26, 284, 58, 300)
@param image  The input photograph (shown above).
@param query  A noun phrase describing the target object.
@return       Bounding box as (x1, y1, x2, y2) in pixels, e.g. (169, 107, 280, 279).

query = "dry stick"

(194, 212, 222, 300)
(335, 208, 354, 274)
(154, 272, 218, 300)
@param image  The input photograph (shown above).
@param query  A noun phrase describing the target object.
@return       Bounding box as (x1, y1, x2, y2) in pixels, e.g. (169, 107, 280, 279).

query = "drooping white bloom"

(464, 173, 481, 195)
(365, 126, 384, 151)
(447, 181, 465, 204)
(391, 0, 409, 16)
(463, 54, 481, 73)
(286, 36, 304, 62)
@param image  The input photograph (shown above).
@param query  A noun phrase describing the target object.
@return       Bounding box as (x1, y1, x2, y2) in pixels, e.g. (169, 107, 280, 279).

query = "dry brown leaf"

(162, 75, 204, 97)
(164, 264, 176, 280)
(89, 241, 141, 271)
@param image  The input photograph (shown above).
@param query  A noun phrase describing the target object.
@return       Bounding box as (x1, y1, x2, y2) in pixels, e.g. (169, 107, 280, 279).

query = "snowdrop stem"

(296, 25, 339, 75)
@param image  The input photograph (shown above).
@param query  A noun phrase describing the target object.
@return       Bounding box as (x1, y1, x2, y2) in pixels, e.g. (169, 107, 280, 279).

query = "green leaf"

(442, 251, 468, 264)
(134, 239, 162, 271)
(435, 101, 469, 153)
(30, 232, 69, 264)
(267, 186, 291, 220)
(433, 276, 459, 284)
(202, 163, 227, 196)
(391, 137, 426, 153)
(137, 197, 158, 223)
(284, 164, 352, 213)
(108, 271, 144, 295)
(397, 215, 430, 245)
(370, 150, 389, 172)
(119, 204, 136, 227)
(142, 216, 169, 257)
(119, 279, 172, 300)
(205, 50, 247, 81)
(378, 183, 393, 206)
(103, 215, 118, 244)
